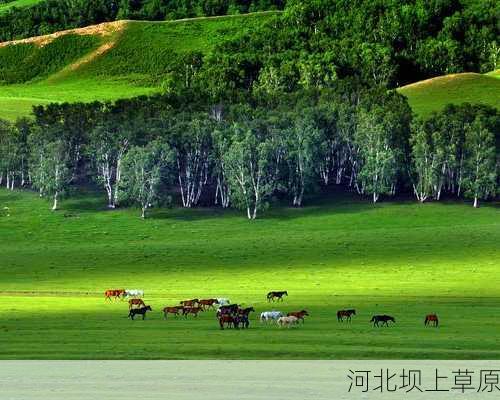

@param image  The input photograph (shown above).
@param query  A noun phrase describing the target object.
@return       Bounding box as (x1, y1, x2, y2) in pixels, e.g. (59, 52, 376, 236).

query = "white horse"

(277, 315, 299, 328)
(124, 289, 144, 298)
(216, 298, 230, 306)
(260, 311, 283, 323)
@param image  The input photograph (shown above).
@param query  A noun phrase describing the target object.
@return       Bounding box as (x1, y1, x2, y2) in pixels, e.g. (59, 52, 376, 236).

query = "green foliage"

(0, 34, 102, 84)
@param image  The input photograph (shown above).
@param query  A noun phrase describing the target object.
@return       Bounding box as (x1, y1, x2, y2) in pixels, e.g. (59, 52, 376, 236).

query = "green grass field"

(0, 0, 44, 14)
(398, 72, 500, 118)
(0, 188, 499, 359)
(0, 13, 276, 121)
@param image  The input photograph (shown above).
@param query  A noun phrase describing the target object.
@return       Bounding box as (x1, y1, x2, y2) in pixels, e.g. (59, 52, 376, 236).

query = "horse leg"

(143, 313, 146, 320)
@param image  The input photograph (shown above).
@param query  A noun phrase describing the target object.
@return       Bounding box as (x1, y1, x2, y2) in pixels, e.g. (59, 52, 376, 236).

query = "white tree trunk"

(52, 192, 58, 211)
(473, 196, 478, 208)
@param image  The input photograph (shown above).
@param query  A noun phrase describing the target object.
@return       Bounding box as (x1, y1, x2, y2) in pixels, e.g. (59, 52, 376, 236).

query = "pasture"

(0, 189, 499, 359)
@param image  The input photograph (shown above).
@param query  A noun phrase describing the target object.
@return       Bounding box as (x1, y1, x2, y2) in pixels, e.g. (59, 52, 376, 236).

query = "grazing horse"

(238, 307, 255, 316)
(163, 306, 183, 319)
(124, 289, 144, 298)
(267, 291, 288, 302)
(370, 315, 396, 327)
(277, 315, 299, 328)
(105, 289, 125, 301)
(337, 309, 356, 323)
(425, 314, 439, 327)
(199, 299, 219, 310)
(128, 298, 146, 309)
(182, 306, 203, 318)
(260, 311, 283, 323)
(287, 310, 309, 323)
(128, 306, 152, 320)
(180, 299, 199, 307)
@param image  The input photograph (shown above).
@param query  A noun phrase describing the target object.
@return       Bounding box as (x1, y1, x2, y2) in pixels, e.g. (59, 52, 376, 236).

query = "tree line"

(0, 88, 498, 218)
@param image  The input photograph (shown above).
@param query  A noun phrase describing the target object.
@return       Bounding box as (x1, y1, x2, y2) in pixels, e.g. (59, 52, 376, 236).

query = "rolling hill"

(0, 12, 276, 121)
(398, 71, 500, 118)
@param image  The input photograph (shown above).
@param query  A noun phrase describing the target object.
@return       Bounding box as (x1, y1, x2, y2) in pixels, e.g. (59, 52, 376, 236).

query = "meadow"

(0, 0, 43, 14)
(0, 188, 499, 359)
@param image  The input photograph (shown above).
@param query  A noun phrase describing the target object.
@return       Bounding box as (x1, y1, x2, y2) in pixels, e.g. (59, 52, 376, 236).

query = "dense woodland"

(0, 86, 498, 218)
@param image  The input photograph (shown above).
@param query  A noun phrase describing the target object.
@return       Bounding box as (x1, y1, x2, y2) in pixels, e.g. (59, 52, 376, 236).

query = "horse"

(370, 315, 396, 327)
(236, 315, 249, 329)
(104, 289, 125, 301)
(277, 315, 299, 328)
(128, 298, 146, 309)
(163, 306, 183, 319)
(267, 291, 288, 302)
(180, 299, 199, 307)
(337, 309, 356, 323)
(425, 314, 439, 327)
(124, 289, 144, 298)
(238, 307, 255, 316)
(128, 306, 152, 320)
(216, 298, 231, 306)
(199, 299, 219, 310)
(219, 314, 238, 330)
(182, 306, 203, 318)
(287, 310, 309, 323)
(260, 311, 283, 323)
(216, 304, 239, 318)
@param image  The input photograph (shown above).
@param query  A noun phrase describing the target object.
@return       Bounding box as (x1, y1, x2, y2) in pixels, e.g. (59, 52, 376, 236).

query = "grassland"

(0, 0, 44, 14)
(398, 71, 500, 118)
(0, 188, 499, 359)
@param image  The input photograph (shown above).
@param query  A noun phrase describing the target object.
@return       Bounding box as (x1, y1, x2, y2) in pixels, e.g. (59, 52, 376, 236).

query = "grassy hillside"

(0, 0, 43, 14)
(398, 71, 500, 118)
(0, 188, 499, 359)
(0, 12, 276, 121)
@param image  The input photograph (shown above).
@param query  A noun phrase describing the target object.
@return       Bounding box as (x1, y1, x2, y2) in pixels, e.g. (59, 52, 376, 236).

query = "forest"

(0, 85, 498, 219)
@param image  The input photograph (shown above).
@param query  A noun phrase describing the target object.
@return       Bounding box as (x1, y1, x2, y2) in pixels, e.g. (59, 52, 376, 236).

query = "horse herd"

(105, 289, 440, 328)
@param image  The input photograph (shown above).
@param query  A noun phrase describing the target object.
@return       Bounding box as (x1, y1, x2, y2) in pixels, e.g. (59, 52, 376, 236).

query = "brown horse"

(238, 307, 255, 316)
(180, 299, 199, 307)
(287, 310, 309, 323)
(163, 306, 183, 319)
(199, 299, 219, 310)
(105, 289, 125, 301)
(219, 314, 238, 330)
(425, 314, 439, 327)
(337, 309, 356, 322)
(128, 298, 146, 309)
(183, 306, 203, 317)
(267, 291, 288, 302)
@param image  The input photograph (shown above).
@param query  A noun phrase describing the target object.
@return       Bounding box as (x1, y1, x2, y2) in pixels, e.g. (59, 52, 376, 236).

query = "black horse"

(337, 309, 356, 322)
(267, 291, 288, 302)
(370, 315, 395, 327)
(216, 304, 239, 318)
(128, 305, 152, 320)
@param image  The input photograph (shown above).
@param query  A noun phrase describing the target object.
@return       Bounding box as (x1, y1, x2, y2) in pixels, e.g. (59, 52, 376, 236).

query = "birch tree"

(223, 122, 276, 220)
(355, 109, 398, 203)
(462, 118, 497, 208)
(212, 125, 231, 208)
(30, 140, 70, 211)
(88, 120, 131, 208)
(410, 122, 440, 202)
(171, 116, 212, 208)
(282, 116, 319, 206)
(119, 141, 171, 218)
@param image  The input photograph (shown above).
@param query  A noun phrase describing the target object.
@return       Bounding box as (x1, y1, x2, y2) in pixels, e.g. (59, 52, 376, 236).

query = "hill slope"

(398, 72, 500, 118)
(0, 12, 276, 121)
